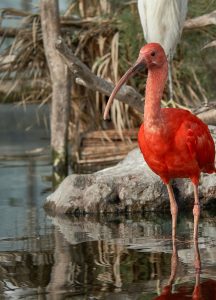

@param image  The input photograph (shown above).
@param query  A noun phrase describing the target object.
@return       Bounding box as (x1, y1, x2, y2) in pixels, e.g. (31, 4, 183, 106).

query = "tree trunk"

(40, 0, 71, 182)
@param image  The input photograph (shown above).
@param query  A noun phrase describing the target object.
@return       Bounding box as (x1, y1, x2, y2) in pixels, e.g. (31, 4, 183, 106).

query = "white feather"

(137, 0, 188, 57)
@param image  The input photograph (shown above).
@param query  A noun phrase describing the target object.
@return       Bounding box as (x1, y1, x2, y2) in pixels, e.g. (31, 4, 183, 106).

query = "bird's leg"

(166, 183, 178, 239)
(193, 184, 200, 240)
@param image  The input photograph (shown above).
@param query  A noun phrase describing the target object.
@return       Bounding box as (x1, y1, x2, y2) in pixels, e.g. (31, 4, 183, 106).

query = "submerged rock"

(45, 126, 216, 214)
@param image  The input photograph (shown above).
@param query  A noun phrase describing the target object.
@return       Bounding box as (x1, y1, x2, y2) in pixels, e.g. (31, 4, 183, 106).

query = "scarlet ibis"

(137, 0, 188, 100)
(104, 43, 215, 240)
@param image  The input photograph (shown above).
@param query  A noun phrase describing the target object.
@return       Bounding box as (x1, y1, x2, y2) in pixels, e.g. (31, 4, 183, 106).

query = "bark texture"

(55, 38, 143, 113)
(40, 0, 71, 177)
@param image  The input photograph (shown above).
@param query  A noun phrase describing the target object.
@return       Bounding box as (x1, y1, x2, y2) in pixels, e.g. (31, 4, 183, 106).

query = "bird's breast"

(142, 125, 170, 156)
(138, 124, 171, 176)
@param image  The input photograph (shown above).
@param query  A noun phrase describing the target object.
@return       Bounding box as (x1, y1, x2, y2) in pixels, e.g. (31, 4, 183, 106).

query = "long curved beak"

(103, 57, 146, 120)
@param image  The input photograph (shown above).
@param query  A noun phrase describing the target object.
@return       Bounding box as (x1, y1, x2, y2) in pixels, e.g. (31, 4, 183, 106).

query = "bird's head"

(103, 43, 167, 120)
(139, 43, 167, 68)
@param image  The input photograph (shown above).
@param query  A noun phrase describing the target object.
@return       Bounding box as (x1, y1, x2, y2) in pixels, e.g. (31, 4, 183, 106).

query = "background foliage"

(0, 0, 216, 137)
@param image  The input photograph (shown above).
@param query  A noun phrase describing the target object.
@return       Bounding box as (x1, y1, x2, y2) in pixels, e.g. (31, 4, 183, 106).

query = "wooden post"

(40, 0, 71, 183)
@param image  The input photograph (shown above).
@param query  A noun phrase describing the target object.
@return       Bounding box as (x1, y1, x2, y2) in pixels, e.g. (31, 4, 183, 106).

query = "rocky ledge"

(45, 126, 216, 214)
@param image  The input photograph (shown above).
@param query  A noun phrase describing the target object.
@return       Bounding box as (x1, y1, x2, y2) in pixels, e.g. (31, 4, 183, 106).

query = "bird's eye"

(151, 51, 156, 57)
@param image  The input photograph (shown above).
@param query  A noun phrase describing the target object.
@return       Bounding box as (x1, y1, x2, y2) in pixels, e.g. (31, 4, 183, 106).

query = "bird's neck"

(144, 63, 168, 128)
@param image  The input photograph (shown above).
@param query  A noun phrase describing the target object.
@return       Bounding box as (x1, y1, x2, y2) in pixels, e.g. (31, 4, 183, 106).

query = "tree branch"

(184, 10, 216, 29)
(192, 104, 216, 125)
(55, 37, 144, 114)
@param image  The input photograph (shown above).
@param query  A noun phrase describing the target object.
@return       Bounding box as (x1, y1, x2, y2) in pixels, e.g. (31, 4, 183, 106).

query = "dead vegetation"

(0, 0, 216, 138)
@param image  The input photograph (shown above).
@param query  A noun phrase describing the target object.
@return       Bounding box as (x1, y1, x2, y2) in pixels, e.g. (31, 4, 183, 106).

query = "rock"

(45, 126, 216, 214)
(45, 149, 168, 213)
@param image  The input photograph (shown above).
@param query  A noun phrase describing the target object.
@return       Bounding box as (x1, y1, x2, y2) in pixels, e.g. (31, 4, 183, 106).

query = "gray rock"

(45, 126, 216, 214)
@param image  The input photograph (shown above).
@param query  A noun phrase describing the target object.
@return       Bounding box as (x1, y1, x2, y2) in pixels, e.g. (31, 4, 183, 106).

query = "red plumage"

(138, 108, 215, 185)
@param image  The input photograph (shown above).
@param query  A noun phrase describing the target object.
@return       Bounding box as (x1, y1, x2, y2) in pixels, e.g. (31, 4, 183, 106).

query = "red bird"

(104, 43, 215, 240)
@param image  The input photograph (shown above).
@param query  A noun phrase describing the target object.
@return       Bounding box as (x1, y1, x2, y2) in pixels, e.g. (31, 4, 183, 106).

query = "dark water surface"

(0, 104, 216, 299)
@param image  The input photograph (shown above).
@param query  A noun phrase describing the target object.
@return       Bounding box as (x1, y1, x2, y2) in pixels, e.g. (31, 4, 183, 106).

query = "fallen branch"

(197, 110, 216, 125)
(184, 10, 216, 29)
(192, 104, 216, 126)
(55, 37, 144, 114)
(203, 40, 216, 49)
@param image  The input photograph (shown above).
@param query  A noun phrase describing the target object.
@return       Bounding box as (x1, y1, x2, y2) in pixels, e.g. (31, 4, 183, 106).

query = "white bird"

(137, 0, 188, 99)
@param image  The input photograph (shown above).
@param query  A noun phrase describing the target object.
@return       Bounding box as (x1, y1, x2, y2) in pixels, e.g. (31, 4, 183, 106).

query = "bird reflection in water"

(153, 239, 216, 300)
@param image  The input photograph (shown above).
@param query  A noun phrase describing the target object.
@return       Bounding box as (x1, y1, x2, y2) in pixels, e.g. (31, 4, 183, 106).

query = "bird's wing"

(160, 0, 188, 56)
(177, 0, 189, 29)
(172, 0, 188, 52)
(137, 0, 148, 41)
(162, 108, 215, 173)
(185, 117, 215, 173)
(137, 0, 188, 56)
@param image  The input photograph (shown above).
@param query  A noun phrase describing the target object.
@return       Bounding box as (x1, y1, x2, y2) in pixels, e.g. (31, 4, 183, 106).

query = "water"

(0, 104, 216, 299)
